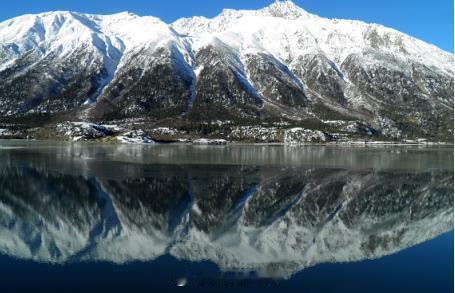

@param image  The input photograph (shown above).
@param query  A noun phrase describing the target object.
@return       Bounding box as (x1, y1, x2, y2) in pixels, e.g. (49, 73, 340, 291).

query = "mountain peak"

(261, 0, 309, 19)
(104, 11, 139, 20)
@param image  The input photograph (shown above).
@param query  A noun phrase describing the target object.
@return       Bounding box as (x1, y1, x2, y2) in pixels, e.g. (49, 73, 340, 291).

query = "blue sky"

(1, 0, 453, 52)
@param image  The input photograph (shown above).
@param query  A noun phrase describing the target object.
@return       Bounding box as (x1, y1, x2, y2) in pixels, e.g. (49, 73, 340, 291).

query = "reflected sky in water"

(0, 141, 453, 292)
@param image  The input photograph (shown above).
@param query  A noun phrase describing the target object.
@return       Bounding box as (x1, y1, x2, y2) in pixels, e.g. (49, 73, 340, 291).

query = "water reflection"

(0, 142, 453, 279)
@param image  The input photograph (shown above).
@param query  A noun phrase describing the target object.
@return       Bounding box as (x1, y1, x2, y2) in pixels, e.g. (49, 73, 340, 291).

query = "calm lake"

(0, 141, 453, 293)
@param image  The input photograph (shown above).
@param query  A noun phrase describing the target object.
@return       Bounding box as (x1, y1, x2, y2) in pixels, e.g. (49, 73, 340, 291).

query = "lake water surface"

(0, 141, 453, 292)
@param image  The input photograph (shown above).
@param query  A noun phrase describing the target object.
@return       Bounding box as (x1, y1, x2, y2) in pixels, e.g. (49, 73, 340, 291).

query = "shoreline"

(0, 138, 452, 147)
(2, 122, 452, 147)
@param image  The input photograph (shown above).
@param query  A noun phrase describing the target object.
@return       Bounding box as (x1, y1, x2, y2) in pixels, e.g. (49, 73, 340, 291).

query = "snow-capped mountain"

(0, 158, 452, 279)
(0, 1, 453, 141)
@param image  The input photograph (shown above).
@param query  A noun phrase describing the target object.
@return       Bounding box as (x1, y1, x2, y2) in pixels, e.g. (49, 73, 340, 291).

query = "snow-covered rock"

(56, 122, 113, 141)
(229, 126, 283, 142)
(374, 116, 403, 139)
(192, 138, 227, 145)
(344, 121, 376, 136)
(0, 128, 28, 139)
(149, 127, 186, 137)
(284, 127, 332, 144)
(0, 129, 12, 137)
(117, 129, 155, 144)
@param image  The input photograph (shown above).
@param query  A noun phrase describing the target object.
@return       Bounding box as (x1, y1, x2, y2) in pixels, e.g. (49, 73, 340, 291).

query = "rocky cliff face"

(0, 1, 453, 141)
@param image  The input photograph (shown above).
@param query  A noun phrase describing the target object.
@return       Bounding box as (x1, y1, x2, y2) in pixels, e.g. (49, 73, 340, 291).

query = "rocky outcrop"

(0, 128, 27, 139)
(55, 121, 154, 144)
(116, 129, 155, 144)
(284, 127, 333, 144)
(192, 138, 227, 145)
(56, 122, 113, 141)
(228, 126, 283, 142)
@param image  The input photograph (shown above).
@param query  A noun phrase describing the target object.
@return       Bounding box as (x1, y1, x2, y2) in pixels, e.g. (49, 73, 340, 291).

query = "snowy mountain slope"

(171, 1, 453, 129)
(0, 1, 453, 140)
(0, 11, 185, 73)
(0, 11, 192, 115)
(173, 1, 452, 74)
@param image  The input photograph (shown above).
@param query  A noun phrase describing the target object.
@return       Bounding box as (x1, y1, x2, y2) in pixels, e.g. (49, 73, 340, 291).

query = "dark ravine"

(0, 1, 453, 143)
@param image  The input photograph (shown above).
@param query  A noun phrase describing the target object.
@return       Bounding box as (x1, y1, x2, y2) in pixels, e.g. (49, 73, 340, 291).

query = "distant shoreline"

(0, 138, 452, 147)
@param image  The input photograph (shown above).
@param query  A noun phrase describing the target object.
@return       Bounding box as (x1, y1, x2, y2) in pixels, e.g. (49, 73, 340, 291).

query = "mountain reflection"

(0, 144, 453, 279)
